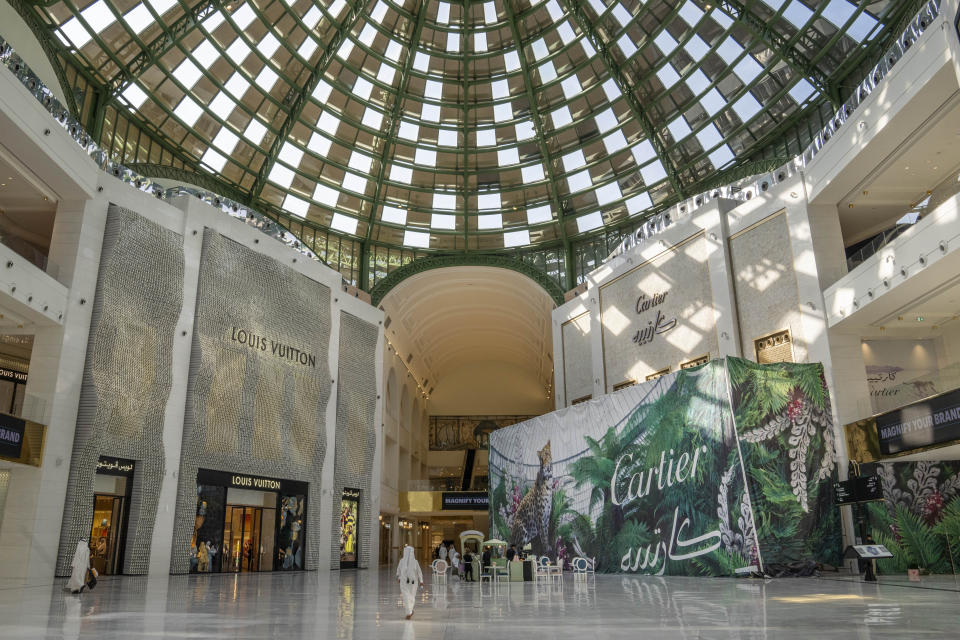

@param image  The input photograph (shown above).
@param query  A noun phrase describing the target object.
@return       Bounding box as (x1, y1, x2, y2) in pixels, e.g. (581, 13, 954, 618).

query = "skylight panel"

(504, 230, 530, 247)
(173, 96, 203, 127)
(424, 79, 444, 100)
(732, 92, 762, 123)
(497, 147, 520, 166)
(484, 1, 497, 23)
(478, 214, 503, 230)
(147, 0, 175, 14)
(314, 183, 339, 205)
(390, 164, 413, 184)
(172, 59, 203, 89)
(123, 4, 153, 35)
(789, 79, 816, 104)
(539, 61, 558, 83)
(734, 56, 763, 84)
(822, 0, 855, 30)
(328, 0, 346, 18)
(382, 206, 407, 225)
(399, 120, 419, 141)
(337, 39, 354, 60)
(437, 2, 450, 24)
(370, 1, 388, 23)
(667, 116, 691, 142)
(587, 0, 606, 17)
(331, 213, 359, 235)
(377, 63, 396, 84)
(715, 37, 742, 64)
(421, 103, 441, 122)
(678, 1, 704, 26)
(686, 69, 710, 94)
(515, 120, 535, 140)
(603, 130, 628, 154)
(230, 4, 256, 30)
(701, 88, 726, 116)
(695, 123, 722, 151)
(303, 6, 322, 28)
(631, 139, 655, 165)
(446, 33, 460, 53)
(567, 170, 592, 192)
(617, 34, 637, 58)
(491, 79, 509, 99)
(121, 83, 148, 109)
(299, 37, 319, 61)
(208, 92, 236, 119)
(193, 41, 219, 68)
(709, 145, 735, 169)
(307, 131, 332, 156)
(783, 1, 813, 29)
(561, 76, 581, 99)
(362, 106, 384, 130)
(576, 211, 603, 233)
(562, 149, 587, 171)
(626, 192, 652, 214)
(477, 129, 496, 146)
(494, 103, 513, 123)
(522, 164, 545, 183)
(317, 111, 341, 134)
(385, 40, 403, 61)
(475, 32, 488, 53)
(437, 129, 458, 146)
(415, 147, 437, 166)
(348, 151, 372, 173)
(202, 9, 225, 31)
(254, 66, 279, 91)
(433, 193, 456, 210)
(657, 64, 681, 90)
(58, 16, 92, 48)
(640, 160, 667, 185)
(847, 12, 878, 42)
(282, 194, 310, 218)
(359, 24, 377, 47)
(504, 50, 521, 72)
(353, 77, 373, 101)
(258, 33, 281, 59)
(82, 0, 116, 35)
(532, 38, 549, 60)
(404, 230, 431, 248)
(612, 4, 631, 28)
(201, 148, 228, 173)
(546, 0, 563, 22)
(557, 22, 576, 44)
(683, 34, 709, 61)
(527, 205, 552, 224)
(413, 52, 430, 71)
(243, 118, 268, 145)
(342, 173, 368, 194)
(602, 79, 621, 102)
(653, 31, 677, 55)
(313, 79, 333, 103)
(212, 128, 240, 153)
(225, 39, 252, 65)
(552, 105, 573, 128)
(581, 37, 595, 57)
(432, 213, 456, 229)
(711, 9, 733, 29)
(477, 192, 501, 210)
(595, 182, 622, 206)
(268, 164, 295, 188)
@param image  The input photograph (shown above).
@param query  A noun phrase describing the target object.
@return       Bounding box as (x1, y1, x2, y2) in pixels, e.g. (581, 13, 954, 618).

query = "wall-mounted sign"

(230, 326, 317, 367)
(441, 491, 489, 510)
(0, 413, 25, 459)
(0, 367, 27, 384)
(196, 468, 307, 494)
(342, 487, 361, 500)
(833, 475, 883, 505)
(96, 456, 135, 476)
(876, 386, 960, 455)
(632, 292, 677, 347)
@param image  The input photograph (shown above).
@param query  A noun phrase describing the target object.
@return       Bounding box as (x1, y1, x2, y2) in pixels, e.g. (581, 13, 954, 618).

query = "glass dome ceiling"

(34, 0, 897, 251)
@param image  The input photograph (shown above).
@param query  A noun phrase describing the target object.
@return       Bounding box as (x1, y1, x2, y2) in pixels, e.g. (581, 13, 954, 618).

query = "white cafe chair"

(432, 558, 448, 584)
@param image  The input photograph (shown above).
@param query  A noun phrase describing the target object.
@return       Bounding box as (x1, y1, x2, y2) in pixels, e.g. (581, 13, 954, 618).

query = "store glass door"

(89, 494, 126, 575)
(223, 506, 263, 572)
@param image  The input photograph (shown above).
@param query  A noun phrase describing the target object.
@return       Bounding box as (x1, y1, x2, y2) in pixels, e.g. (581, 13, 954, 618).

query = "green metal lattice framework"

(4, 0, 921, 297)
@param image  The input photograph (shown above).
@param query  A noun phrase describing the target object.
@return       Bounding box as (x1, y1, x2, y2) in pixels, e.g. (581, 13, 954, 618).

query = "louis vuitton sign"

(230, 326, 317, 367)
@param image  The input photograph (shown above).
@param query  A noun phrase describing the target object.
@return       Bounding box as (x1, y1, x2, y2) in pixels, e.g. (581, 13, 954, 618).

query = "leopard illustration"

(510, 440, 554, 556)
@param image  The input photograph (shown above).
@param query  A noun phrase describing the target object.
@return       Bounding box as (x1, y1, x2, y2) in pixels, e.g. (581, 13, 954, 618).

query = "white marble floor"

(2, 569, 959, 639)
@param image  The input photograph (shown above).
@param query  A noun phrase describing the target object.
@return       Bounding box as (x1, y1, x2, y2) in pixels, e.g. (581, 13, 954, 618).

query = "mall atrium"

(1, 0, 960, 637)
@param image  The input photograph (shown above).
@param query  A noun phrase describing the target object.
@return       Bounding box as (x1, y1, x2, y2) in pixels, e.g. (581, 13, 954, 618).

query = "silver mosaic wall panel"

(171, 230, 331, 573)
(330, 312, 379, 569)
(56, 205, 184, 576)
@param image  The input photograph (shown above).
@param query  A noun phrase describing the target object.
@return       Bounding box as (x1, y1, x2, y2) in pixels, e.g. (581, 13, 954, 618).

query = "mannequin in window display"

(206, 541, 218, 572)
(197, 540, 209, 572)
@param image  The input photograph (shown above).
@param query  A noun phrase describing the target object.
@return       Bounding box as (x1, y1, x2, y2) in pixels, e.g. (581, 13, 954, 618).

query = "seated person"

(463, 551, 474, 580)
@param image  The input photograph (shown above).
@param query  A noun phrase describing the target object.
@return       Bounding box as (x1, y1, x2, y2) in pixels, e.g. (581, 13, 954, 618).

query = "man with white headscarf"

(396, 544, 423, 620)
(66, 539, 90, 594)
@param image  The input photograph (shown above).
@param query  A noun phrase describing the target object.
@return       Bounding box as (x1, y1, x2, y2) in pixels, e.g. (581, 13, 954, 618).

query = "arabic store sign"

(97, 456, 135, 476)
(632, 292, 677, 347)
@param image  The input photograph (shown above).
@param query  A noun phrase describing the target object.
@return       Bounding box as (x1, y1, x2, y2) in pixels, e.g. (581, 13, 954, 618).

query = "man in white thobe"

(66, 540, 90, 594)
(396, 545, 423, 619)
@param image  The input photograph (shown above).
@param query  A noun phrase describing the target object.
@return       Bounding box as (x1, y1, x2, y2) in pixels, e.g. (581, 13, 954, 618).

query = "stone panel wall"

(331, 311, 378, 569)
(562, 312, 592, 404)
(56, 205, 184, 575)
(171, 229, 331, 573)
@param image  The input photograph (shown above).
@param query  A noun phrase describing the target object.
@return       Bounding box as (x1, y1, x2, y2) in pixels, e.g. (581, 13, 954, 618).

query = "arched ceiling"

(25, 0, 903, 253)
(379, 265, 554, 395)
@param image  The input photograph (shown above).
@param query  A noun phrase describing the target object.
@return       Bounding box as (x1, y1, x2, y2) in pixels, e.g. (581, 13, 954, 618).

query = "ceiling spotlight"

(917, 316, 924, 322)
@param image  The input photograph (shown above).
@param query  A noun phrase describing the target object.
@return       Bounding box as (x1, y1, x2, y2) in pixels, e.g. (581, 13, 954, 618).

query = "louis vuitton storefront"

(189, 469, 307, 574)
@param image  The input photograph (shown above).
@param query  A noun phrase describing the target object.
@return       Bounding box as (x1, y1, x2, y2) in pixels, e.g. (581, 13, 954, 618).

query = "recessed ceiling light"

(917, 316, 924, 322)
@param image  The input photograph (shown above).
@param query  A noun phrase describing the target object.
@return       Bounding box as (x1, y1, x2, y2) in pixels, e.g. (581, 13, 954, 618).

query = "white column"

(702, 199, 742, 358)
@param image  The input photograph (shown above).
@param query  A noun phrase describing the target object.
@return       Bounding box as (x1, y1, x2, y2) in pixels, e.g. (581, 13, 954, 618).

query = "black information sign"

(343, 487, 361, 500)
(0, 413, 25, 459)
(834, 475, 884, 505)
(196, 468, 308, 494)
(0, 367, 27, 384)
(441, 491, 489, 510)
(876, 386, 960, 455)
